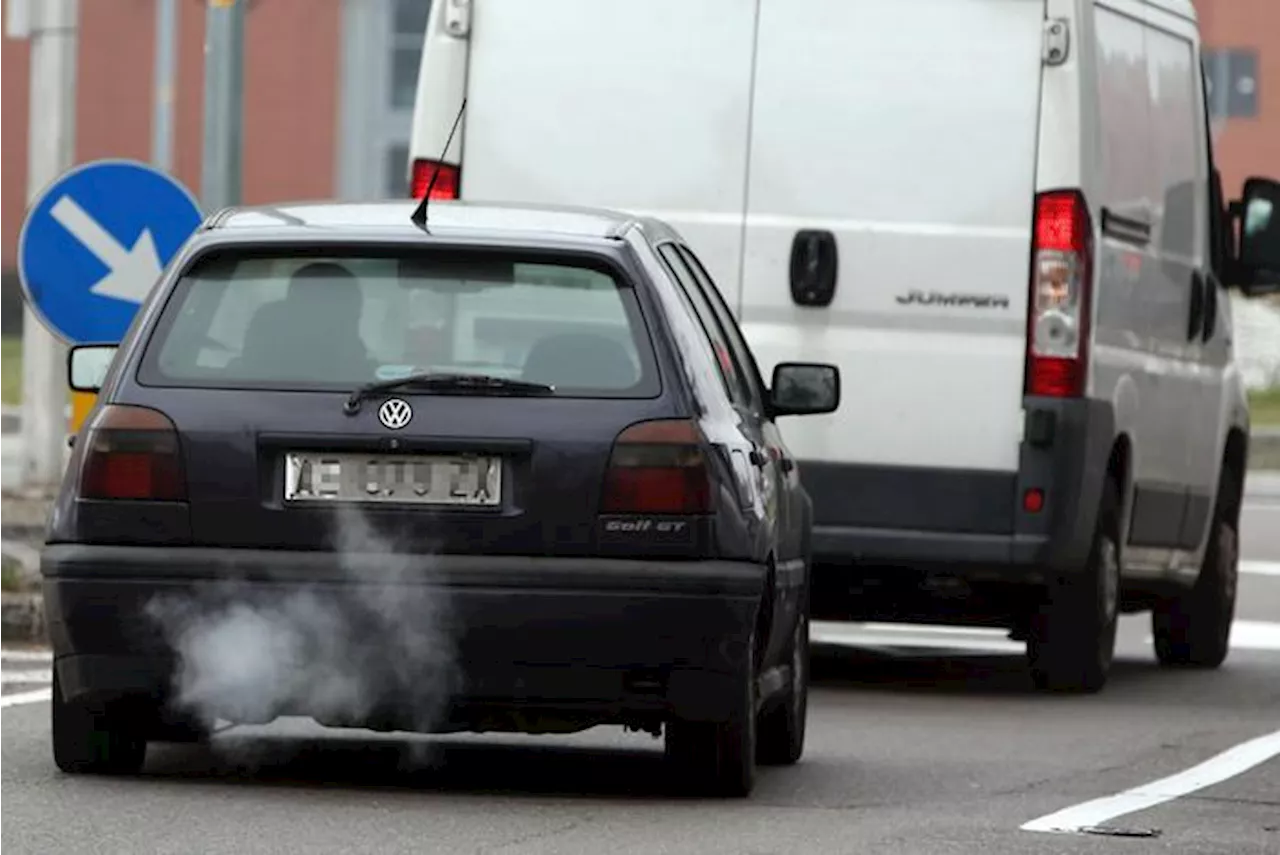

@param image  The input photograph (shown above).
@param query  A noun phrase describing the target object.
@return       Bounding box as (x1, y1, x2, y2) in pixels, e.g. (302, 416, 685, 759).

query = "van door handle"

(789, 230, 838, 308)
(1187, 271, 1206, 341)
(1200, 271, 1219, 342)
(761, 446, 794, 473)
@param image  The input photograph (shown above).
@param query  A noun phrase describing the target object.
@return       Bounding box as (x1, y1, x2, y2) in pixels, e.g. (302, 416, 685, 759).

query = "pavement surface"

(3, 498, 1279, 853)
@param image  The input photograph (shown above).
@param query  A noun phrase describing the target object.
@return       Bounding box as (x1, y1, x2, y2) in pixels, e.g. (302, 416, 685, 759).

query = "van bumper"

(41, 545, 766, 730)
(802, 397, 1115, 583)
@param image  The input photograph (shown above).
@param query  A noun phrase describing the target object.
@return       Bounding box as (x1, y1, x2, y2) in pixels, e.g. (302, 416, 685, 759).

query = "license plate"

(283, 452, 502, 506)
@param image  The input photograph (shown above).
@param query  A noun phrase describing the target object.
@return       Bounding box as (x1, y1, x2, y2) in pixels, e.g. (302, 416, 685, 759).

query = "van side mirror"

(1235, 177, 1280, 297)
(68, 344, 118, 393)
(769, 362, 840, 417)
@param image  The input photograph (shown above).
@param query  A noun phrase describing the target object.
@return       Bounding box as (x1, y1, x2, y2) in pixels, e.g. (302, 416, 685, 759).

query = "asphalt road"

(4, 493, 1278, 854)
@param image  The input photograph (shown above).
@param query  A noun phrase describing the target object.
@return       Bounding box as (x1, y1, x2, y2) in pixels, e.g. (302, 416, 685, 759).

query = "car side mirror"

(68, 344, 118, 393)
(1235, 177, 1280, 297)
(769, 362, 840, 417)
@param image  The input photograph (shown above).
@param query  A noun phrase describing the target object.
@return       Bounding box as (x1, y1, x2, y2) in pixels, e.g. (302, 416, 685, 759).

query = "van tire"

(1027, 477, 1121, 694)
(52, 672, 147, 775)
(756, 610, 808, 766)
(665, 634, 757, 797)
(1152, 494, 1238, 669)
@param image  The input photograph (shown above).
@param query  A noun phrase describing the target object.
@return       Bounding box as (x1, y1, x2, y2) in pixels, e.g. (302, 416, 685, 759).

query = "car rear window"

(138, 247, 660, 398)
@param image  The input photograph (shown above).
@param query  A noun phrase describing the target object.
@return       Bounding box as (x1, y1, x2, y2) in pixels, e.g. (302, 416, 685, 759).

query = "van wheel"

(1027, 477, 1121, 694)
(757, 610, 808, 766)
(1153, 507, 1238, 669)
(52, 672, 147, 775)
(665, 634, 757, 797)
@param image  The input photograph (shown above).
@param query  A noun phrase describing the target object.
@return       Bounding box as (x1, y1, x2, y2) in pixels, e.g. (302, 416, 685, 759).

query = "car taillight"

(410, 158, 460, 200)
(79, 405, 186, 501)
(1026, 189, 1093, 398)
(601, 419, 712, 514)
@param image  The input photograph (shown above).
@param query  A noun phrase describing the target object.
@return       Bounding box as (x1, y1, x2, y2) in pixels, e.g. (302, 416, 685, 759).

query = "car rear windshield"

(138, 246, 660, 397)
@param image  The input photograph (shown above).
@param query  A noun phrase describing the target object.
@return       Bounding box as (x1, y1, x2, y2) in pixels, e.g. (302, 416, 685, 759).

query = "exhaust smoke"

(145, 507, 457, 735)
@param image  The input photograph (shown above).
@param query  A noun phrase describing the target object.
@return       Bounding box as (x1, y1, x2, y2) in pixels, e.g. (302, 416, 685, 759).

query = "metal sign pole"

(19, 0, 78, 492)
(201, 0, 246, 213)
(153, 0, 178, 173)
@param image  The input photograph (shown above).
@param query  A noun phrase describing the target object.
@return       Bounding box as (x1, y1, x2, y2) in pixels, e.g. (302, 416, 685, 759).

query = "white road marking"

(814, 619, 1280, 654)
(811, 622, 1022, 654)
(0, 649, 53, 663)
(0, 669, 52, 685)
(1240, 560, 1280, 577)
(1021, 728, 1280, 834)
(1, 688, 52, 708)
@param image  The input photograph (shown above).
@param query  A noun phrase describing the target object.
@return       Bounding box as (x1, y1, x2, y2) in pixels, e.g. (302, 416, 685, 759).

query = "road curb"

(1, 592, 46, 645)
(1, 534, 44, 645)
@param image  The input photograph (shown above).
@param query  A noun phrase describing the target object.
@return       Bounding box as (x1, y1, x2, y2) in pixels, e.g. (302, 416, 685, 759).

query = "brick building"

(1, 0, 1277, 334)
(1197, 0, 1278, 196)
(2, 0, 425, 333)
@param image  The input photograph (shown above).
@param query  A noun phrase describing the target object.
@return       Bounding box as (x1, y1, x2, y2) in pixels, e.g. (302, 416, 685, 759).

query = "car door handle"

(748, 449, 767, 468)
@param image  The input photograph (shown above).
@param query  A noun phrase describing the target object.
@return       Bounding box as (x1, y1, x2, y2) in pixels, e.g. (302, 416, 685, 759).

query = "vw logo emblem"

(377, 398, 413, 430)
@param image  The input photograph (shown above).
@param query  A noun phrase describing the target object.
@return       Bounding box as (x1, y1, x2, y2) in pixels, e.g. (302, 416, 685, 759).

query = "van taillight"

(1026, 190, 1093, 398)
(79, 405, 186, 501)
(410, 159, 460, 200)
(601, 419, 712, 514)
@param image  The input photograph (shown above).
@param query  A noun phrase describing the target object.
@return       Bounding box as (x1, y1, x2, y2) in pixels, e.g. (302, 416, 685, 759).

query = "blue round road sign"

(18, 159, 204, 344)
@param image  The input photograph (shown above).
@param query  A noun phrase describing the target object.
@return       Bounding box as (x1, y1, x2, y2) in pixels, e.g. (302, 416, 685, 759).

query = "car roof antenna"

(411, 97, 467, 233)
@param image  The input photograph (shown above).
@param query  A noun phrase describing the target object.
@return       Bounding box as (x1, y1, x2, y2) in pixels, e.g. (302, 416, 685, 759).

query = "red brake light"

(601, 419, 712, 514)
(410, 159, 460, 200)
(79, 405, 186, 501)
(1026, 190, 1093, 398)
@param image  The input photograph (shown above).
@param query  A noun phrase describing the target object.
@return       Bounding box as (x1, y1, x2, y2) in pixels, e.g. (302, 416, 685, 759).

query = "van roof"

(1139, 0, 1197, 21)
(206, 200, 650, 242)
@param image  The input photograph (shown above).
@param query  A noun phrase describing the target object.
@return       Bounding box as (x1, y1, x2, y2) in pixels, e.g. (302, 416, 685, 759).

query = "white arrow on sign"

(50, 194, 162, 304)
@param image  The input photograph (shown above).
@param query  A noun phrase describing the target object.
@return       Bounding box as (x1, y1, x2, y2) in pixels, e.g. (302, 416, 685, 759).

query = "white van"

(408, 0, 1280, 692)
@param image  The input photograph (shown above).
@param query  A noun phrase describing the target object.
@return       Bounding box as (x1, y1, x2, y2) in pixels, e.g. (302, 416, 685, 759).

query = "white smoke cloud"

(145, 507, 457, 737)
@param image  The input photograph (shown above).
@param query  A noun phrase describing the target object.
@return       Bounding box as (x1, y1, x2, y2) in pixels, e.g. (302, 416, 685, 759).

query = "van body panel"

(738, 0, 1046, 474)
(456, 0, 758, 304)
(407, 0, 471, 175)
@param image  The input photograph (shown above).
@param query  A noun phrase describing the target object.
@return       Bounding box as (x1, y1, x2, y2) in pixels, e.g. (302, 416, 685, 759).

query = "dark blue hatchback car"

(44, 200, 839, 797)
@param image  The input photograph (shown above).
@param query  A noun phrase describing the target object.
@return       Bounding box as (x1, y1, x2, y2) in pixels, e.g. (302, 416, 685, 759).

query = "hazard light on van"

(410, 159, 460, 200)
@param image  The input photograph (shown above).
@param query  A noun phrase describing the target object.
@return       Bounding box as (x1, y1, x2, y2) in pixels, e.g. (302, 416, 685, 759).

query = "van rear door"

(741, 0, 1047, 474)
(456, 0, 758, 304)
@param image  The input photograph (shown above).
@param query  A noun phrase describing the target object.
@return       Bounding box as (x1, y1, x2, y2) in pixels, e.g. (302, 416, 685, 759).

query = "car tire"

(756, 609, 808, 767)
(52, 671, 147, 775)
(1027, 477, 1121, 694)
(1152, 477, 1238, 669)
(665, 634, 757, 797)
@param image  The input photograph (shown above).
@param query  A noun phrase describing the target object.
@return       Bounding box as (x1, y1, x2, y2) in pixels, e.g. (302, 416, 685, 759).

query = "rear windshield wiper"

(344, 372, 555, 414)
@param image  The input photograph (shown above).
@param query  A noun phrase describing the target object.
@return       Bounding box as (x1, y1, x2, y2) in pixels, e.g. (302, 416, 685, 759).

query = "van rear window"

(138, 248, 659, 398)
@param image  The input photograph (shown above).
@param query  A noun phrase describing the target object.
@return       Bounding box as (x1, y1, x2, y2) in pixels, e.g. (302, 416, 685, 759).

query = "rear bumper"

(802, 397, 1114, 583)
(42, 545, 765, 726)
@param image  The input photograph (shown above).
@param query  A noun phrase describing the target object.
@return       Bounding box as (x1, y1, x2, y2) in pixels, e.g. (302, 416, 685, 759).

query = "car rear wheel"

(1153, 498, 1238, 669)
(52, 671, 147, 775)
(664, 634, 756, 797)
(1027, 477, 1121, 694)
(756, 610, 808, 766)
